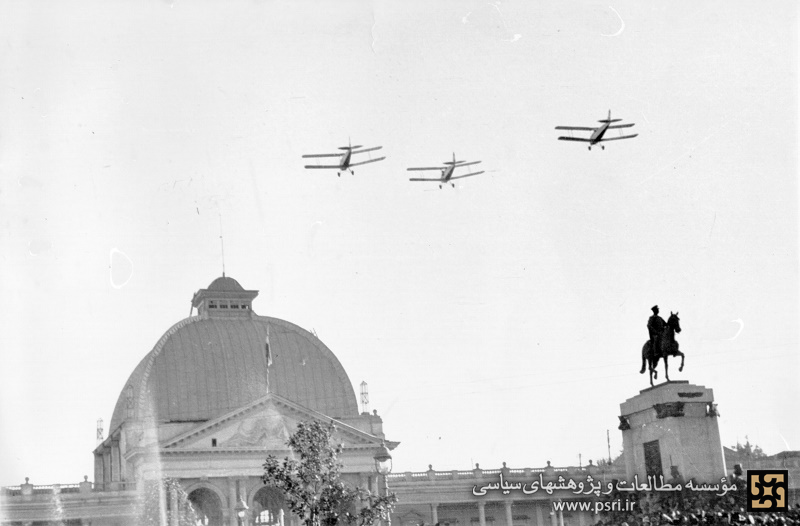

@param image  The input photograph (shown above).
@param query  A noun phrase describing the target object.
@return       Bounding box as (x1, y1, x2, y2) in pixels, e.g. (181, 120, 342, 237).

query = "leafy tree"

(139, 478, 199, 526)
(731, 437, 767, 459)
(262, 421, 397, 526)
(595, 449, 624, 468)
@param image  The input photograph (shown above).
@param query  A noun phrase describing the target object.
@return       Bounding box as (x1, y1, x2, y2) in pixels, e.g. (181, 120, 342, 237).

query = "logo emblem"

(747, 470, 788, 512)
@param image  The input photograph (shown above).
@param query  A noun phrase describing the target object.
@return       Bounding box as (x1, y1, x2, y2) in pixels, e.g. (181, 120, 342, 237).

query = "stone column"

(94, 454, 104, 488)
(170, 485, 179, 526)
(478, 502, 486, 526)
(241, 481, 249, 526)
(549, 505, 557, 526)
(103, 450, 112, 484)
(534, 504, 544, 526)
(504, 501, 513, 526)
(430, 503, 439, 525)
(111, 442, 121, 482)
(158, 480, 168, 526)
(557, 509, 564, 526)
(229, 479, 239, 526)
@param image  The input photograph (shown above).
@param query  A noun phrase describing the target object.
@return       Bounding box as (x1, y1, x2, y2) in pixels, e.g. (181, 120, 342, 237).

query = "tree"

(731, 437, 767, 459)
(139, 478, 199, 526)
(262, 421, 397, 526)
(595, 449, 624, 469)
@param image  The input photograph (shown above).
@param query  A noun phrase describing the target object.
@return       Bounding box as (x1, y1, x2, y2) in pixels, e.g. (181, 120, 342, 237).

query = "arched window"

(252, 487, 288, 526)
(188, 488, 224, 526)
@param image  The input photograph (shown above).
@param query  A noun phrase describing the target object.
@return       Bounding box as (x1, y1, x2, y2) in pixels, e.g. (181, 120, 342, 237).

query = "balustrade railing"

(386, 463, 623, 483)
(1, 480, 138, 497)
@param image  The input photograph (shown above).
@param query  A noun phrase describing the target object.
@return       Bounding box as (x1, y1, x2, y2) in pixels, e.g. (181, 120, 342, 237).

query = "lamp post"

(374, 441, 392, 526)
(235, 495, 249, 526)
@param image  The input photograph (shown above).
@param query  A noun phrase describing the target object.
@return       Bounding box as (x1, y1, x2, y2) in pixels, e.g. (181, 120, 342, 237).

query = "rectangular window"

(212, 439, 217, 447)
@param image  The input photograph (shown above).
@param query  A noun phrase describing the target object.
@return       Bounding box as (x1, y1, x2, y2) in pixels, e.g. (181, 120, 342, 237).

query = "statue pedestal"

(619, 381, 725, 484)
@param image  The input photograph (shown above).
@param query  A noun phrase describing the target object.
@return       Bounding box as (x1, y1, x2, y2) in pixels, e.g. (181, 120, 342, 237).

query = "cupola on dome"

(109, 276, 358, 433)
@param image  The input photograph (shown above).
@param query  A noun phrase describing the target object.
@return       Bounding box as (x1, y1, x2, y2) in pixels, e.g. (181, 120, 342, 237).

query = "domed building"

(3, 275, 705, 526)
(0, 275, 642, 526)
(91, 276, 395, 526)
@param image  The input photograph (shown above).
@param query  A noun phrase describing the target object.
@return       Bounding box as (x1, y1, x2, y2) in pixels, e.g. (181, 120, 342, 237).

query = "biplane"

(302, 139, 385, 176)
(407, 153, 484, 189)
(555, 110, 637, 150)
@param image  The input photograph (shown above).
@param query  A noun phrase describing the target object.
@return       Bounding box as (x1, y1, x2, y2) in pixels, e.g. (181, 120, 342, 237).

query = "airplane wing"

(407, 167, 444, 171)
(349, 156, 386, 167)
(302, 153, 341, 158)
(557, 136, 593, 142)
(555, 126, 595, 131)
(598, 134, 638, 142)
(607, 123, 635, 129)
(450, 171, 485, 180)
(455, 161, 481, 168)
(409, 177, 443, 182)
(304, 164, 341, 169)
(351, 146, 383, 155)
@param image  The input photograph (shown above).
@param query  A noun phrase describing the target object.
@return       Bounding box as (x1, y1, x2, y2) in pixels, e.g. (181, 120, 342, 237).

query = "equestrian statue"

(640, 305, 685, 386)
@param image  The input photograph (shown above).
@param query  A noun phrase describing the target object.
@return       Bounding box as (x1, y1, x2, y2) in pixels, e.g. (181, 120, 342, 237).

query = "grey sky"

(1, 1, 797, 486)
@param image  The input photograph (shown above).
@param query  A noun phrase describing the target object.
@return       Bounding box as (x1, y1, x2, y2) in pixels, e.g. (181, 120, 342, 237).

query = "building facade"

(1, 276, 395, 526)
(2, 277, 798, 526)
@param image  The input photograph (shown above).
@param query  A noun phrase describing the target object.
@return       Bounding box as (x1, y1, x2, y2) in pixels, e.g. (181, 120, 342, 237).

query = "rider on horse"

(647, 305, 666, 359)
(641, 306, 685, 385)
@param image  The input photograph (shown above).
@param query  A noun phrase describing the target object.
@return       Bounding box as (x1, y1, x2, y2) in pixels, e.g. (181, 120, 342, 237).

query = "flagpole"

(265, 325, 272, 394)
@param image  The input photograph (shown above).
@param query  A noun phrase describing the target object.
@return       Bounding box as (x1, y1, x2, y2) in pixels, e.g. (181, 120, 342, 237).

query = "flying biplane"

(555, 110, 637, 150)
(407, 153, 484, 189)
(302, 139, 385, 176)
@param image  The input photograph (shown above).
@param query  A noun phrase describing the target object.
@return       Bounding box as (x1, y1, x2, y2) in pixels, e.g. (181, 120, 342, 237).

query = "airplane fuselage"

(339, 150, 353, 169)
(441, 165, 456, 182)
(590, 123, 610, 144)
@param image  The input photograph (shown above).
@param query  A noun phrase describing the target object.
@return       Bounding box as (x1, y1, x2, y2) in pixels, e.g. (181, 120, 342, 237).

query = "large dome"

(109, 277, 358, 432)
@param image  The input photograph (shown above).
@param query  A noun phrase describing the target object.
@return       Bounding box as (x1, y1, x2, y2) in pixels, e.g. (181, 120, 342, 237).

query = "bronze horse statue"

(640, 311, 685, 386)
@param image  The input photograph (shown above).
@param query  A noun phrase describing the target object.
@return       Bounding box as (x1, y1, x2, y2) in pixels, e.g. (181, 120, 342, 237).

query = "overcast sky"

(1, 0, 797, 487)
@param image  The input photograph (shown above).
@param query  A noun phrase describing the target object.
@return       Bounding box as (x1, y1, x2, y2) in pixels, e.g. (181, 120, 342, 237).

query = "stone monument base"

(619, 381, 725, 484)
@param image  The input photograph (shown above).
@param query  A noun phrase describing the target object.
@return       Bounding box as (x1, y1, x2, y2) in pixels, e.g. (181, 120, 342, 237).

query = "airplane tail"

(339, 139, 363, 150)
(338, 137, 363, 150)
(599, 110, 622, 123)
(444, 152, 466, 165)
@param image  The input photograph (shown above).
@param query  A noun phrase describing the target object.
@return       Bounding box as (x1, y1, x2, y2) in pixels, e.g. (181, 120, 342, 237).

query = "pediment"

(161, 393, 385, 452)
(170, 399, 292, 450)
